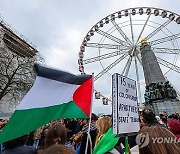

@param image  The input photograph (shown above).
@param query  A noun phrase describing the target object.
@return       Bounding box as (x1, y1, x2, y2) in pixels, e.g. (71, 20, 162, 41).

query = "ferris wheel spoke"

(111, 20, 132, 45)
(129, 14, 135, 44)
(135, 14, 151, 45)
(83, 48, 128, 64)
(145, 20, 171, 40)
(135, 48, 142, 65)
(135, 57, 142, 107)
(149, 33, 180, 46)
(123, 45, 136, 76)
(137, 54, 142, 65)
(157, 57, 180, 73)
(86, 42, 128, 50)
(96, 29, 129, 47)
(122, 56, 133, 76)
(152, 47, 180, 54)
(94, 53, 129, 81)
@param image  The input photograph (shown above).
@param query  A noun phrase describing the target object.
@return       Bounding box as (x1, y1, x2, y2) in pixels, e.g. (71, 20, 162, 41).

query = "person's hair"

(44, 123, 67, 148)
(141, 108, 159, 126)
(95, 116, 112, 145)
(168, 114, 179, 120)
(73, 131, 83, 143)
(159, 114, 164, 119)
(138, 126, 180, 154)
(168, 115, 173, 119)
(161, 117, 167, 123)
(85, 113, 99, 121)
(42, 144, 75, 154)
(140, 115, 147, 128)
(172, 114, 179, 120)
(91, 113, 99, 121)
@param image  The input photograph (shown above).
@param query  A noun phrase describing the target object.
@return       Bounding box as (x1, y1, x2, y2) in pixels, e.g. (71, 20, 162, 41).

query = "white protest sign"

(112, 73, 140, 135)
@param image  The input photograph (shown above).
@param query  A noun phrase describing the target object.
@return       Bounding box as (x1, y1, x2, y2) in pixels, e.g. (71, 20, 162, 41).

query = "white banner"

(112, 73, 140, 135)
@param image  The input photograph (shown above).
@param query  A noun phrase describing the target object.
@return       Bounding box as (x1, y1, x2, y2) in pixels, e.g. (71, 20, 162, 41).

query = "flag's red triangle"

(73, 77, 92, 116)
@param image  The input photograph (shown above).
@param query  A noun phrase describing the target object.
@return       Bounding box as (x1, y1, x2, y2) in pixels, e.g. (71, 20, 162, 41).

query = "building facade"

(0, 21, 38, 113)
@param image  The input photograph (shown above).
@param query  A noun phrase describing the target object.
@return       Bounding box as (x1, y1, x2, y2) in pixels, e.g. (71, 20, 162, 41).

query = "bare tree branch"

(0, 47, 37, 104)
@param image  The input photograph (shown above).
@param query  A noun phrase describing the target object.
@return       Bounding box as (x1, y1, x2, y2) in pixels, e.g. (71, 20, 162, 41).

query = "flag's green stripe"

(0, 101, 88, 143)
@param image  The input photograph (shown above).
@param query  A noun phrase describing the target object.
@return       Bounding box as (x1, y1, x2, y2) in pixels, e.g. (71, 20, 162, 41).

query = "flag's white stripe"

(17, 76, 79, 110)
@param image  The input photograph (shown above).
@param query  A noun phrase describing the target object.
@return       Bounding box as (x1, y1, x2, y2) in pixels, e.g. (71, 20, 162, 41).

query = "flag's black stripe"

(34, 64, 91, 85)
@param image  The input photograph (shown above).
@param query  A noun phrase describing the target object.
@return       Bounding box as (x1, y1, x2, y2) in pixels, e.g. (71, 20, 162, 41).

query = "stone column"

(140, 42, 165, 85)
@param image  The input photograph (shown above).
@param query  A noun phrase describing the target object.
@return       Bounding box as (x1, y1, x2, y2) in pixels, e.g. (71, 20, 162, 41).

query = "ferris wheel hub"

(128, 45, 140, 57)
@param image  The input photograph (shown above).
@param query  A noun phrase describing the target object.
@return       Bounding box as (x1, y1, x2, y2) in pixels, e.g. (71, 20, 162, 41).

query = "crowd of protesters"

(0, 110, 180, 154)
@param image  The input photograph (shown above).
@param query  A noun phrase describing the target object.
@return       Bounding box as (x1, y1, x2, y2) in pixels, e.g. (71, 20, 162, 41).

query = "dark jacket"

(79, 129, 97, 154)
(1, 145, 37, 154)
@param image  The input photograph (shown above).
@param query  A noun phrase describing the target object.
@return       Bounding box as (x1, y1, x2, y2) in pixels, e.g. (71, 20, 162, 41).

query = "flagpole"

(85, 73, 94, 154)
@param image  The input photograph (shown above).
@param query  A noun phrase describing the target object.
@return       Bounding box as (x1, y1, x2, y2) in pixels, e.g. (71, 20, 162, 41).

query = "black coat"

(79, 129, 97, 154)
(1, 145, 37, 154)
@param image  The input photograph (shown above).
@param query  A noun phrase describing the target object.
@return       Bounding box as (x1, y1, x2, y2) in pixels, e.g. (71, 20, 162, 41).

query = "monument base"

(144, 99, 180, 115)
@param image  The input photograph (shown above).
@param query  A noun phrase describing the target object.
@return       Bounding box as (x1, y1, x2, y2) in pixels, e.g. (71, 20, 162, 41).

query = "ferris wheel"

(78, 7, 180, 107)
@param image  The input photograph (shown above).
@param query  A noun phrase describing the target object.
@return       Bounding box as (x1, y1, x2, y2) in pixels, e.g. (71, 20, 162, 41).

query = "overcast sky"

(0, 0, 179, 114)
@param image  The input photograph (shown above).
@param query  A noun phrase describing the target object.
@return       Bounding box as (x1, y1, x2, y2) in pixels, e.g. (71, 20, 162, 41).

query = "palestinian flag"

(0, 64, 93, 143)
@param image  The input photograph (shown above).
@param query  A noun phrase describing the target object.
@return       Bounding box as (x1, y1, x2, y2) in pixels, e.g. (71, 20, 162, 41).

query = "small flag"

(0, 64, 93, 143)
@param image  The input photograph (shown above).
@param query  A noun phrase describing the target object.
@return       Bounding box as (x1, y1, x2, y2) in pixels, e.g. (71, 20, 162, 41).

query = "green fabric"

(93, 127, 120, 154)
(0, 101, 88, 143)
(125, 137, 129, 154)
